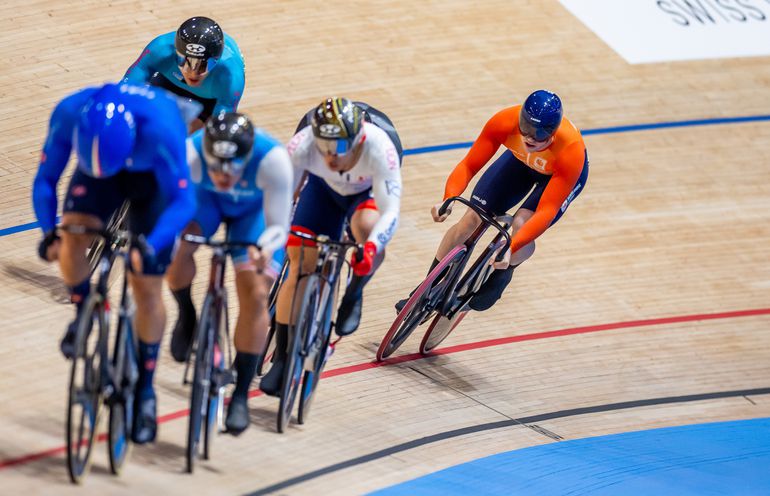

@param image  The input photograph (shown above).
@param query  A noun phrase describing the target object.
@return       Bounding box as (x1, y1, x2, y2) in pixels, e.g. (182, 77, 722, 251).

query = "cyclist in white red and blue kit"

(123, 16, 245, 132)
(259, 97, 403, 396)
(32, 82, 195, 444)
(166, 112, 293, 434)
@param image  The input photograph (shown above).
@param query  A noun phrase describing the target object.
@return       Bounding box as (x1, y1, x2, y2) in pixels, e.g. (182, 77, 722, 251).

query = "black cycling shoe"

(170, 316, 196, 363)
(259, 359, 285, 397)
(225, 397, 249, 435)
(468, 266, 515, 312)
(60, 320, 79, 359)
(336, 297, 363, 337)
(394, 297, 409, 314)
(131, 394, 158, 444)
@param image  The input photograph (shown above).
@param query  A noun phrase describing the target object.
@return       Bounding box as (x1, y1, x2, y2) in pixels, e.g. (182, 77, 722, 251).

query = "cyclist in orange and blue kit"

(398, 89, 589, 312)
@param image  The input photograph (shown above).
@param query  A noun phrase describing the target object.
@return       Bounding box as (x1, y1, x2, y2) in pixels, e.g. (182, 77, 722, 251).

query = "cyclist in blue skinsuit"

(166, 112, 293, 434)
(123, 16, 245, 132)
(32, 82, 195, 445)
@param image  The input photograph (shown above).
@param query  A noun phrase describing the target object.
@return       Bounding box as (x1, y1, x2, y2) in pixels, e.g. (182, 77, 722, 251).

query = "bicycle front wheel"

(186, 294, 215, 473)
(108, 315, 136, 475)
(298, 297, 335, 425)
(66, 295, 106, 484)
(377, 245, 467, 361)
(278, 274, 321, 433)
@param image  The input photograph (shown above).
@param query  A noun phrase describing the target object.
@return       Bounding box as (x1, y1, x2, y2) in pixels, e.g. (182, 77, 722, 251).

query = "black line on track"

(244, 386, 770, 495)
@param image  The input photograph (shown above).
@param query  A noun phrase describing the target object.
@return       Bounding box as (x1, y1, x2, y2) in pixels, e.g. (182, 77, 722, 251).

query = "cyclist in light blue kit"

(166, 112, 293, 434)
(123, 16, 245, 132)
(32, 82, 195, 444)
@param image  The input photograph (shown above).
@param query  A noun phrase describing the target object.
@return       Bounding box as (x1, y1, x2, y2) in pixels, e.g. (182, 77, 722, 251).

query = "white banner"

(558, 0, 770, 64)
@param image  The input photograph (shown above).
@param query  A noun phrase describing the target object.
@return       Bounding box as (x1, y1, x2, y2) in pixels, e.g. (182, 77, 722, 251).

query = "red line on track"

(2, 307, 768, 470)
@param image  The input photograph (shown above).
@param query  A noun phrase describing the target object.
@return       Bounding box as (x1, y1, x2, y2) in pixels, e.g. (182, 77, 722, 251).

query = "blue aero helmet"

(311, 97, 364, 156)
(75, 84, 136, 178)
(519, 90, 563, 142)
(175, 17, 224, 75)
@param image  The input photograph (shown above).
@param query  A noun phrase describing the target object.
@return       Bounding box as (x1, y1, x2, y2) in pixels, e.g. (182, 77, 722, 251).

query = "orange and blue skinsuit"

(444, 105, 588, 254)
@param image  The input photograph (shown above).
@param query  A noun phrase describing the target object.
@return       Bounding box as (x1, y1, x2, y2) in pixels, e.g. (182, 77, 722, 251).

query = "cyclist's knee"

(457, 210, 483, 233)
(350, 208, 380, 241)
(235, 270, 269, 305)
(130, 276, 163, 306)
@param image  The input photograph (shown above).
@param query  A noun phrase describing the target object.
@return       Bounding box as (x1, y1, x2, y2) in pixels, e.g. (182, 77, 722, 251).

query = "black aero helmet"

(175, 17, 224, 74)
(311, 97, 364, 155)
(203, 112, 255, 174)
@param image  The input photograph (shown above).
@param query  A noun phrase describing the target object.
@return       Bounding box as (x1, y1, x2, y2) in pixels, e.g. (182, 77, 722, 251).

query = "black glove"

(37, 230, 60, 261)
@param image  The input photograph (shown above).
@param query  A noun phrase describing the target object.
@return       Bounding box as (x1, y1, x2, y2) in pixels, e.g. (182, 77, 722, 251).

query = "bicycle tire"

(107, 315, 135, 475)
(376, 245, 467, 361)
(203, 301, 226, 461)
(419, 310, 469, 355)
(297, 295, 335, 425)
(277, 275, 321, 433)
(258, 259, 288, 376)
(66, 294, 105, 484)
(256, 324, 275, 377)
(186, 294, 215, 473)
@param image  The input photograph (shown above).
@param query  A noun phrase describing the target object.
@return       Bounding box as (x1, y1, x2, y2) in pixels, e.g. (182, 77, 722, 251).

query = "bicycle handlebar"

(438, 197, 512, 247)
(57, 224, 133, 245)
(289, 230, 362, 252)
(182, 233, 262, 251)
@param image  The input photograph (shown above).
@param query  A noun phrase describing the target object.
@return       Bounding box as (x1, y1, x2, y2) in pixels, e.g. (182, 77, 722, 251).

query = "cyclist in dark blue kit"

(123, 16, 246, 132)
(32, 82, 195, 445)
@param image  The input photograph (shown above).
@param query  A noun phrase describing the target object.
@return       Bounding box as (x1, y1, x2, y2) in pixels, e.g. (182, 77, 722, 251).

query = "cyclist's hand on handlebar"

(249, 245, 269, 274)
(492, 246, 512, 270)
(431, 202, 452, 222)
(37, 230, 61, 262)
(352, 241, 377, 276)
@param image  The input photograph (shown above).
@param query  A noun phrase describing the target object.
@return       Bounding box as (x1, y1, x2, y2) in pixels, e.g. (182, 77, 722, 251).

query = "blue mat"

(371, 417, 770, 495)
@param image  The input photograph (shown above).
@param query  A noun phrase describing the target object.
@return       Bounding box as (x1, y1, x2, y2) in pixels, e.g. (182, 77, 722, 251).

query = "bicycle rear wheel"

(66, 295, 105, 484)
(419, 310, 469, 355)
(376, 245, 467, 361)
(186, 294, 215, 473)
(256, 324, 275, 377)
(278, 275, 321, 433)
(258, 259, 288, 376)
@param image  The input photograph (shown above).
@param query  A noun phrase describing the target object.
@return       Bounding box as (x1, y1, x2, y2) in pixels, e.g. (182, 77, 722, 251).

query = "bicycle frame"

(293, 232, 358, 357)
(433, 197, 513, 319)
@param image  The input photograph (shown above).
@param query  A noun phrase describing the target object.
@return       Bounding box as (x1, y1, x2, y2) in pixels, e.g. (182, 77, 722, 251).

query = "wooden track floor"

(1, 1, 769, 494)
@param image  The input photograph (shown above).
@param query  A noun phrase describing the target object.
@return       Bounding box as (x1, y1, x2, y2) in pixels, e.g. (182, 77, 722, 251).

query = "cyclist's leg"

(224, 208, 273, 432)
(470, 153, 590, 311)
(124, 171, 177, 444)
(58, 170, 123, 357)
(166, 188, 220, 362)
(337, 193, 382, 336)
(260, 175, 345, 395)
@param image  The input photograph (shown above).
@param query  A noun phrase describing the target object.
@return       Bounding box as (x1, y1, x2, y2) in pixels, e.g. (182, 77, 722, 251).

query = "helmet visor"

(203, 148, 247, 176)
(176, 53, 218, 74)
(518, 118, 553, 143)
(315, 137, 356, 156)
